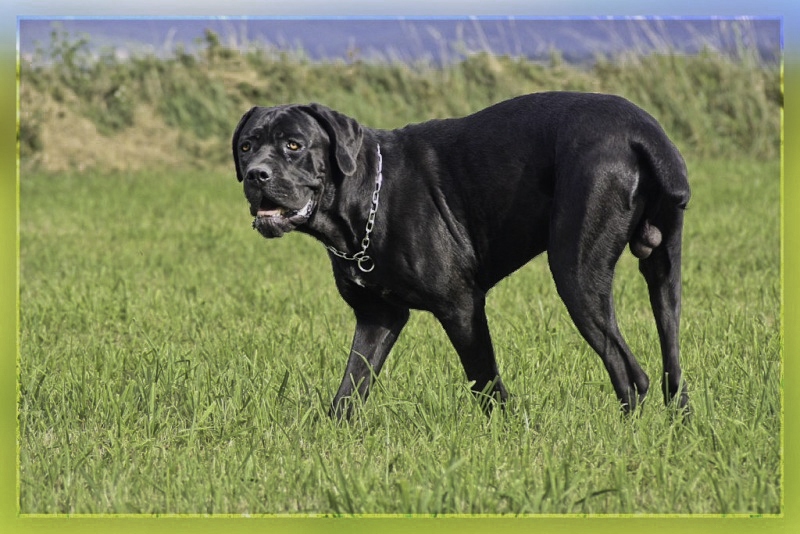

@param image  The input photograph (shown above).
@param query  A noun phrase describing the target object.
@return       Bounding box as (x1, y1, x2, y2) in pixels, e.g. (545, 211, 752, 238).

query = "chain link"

(326, 144, 383, 273)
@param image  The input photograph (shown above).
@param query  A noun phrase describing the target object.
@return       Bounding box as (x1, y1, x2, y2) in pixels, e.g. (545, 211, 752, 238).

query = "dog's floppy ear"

(299, 103, 364, 177)
(232, 106, 257, 182)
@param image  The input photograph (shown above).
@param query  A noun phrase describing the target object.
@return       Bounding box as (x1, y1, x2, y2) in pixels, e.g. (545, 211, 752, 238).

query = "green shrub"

(18, 28, 780, 170)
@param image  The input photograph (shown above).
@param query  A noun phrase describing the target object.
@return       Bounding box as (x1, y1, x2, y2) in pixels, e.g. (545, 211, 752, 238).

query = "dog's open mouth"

(254, 198, 315, 220)
(251, 198, 315, 238)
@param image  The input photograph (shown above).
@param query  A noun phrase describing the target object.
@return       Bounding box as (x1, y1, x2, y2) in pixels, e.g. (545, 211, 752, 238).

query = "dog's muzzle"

(251, 198, 316, 238)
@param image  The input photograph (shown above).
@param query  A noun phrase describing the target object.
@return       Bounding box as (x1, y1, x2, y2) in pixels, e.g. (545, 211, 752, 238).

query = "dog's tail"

(628, 135, 690, 259)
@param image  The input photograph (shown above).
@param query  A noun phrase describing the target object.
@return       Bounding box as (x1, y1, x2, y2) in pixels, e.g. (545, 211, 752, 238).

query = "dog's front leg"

(330, 300, 409, 420)
(436, 291, 509, 413)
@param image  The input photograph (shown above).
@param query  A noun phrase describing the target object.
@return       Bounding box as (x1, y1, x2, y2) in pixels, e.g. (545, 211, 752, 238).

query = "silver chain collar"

(326, 144, 383, 273)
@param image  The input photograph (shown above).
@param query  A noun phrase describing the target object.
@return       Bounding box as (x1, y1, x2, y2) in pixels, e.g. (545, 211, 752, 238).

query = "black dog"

(232, 92, 690, 418)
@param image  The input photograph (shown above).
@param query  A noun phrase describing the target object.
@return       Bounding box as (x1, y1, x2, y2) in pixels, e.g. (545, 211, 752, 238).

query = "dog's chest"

(336, 261, 429, 309)
(347, 268, 395, 300)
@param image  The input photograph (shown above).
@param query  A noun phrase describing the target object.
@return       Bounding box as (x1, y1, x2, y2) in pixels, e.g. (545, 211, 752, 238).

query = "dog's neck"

(302, 140, 386, 271)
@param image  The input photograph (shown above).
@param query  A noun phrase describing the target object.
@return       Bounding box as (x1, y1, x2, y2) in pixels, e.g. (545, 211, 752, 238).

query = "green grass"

(17, 154, 780, 515)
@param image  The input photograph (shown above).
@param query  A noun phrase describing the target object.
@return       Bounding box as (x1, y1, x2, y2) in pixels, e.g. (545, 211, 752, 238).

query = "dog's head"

(232, 104, 364, 238)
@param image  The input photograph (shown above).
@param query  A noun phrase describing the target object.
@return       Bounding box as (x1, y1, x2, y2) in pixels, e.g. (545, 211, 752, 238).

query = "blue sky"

(5, 0, 799, 57)
(15, 17, 782, 65)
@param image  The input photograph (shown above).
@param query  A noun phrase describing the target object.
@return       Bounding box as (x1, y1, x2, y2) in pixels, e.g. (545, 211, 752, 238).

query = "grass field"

(18, 154, 780, 515)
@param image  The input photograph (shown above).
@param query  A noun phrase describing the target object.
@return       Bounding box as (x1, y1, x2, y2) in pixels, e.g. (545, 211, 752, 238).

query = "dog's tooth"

(297, 200, 313, 217)
(257, 208, 285, 217)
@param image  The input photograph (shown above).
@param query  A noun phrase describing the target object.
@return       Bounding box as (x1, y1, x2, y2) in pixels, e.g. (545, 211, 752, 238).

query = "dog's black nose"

(246, 166, 271, 182)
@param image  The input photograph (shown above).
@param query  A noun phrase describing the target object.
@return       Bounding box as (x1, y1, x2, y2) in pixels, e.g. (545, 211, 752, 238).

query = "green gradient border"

(782, 38, 797, 534)
(4, 10, 796, 534)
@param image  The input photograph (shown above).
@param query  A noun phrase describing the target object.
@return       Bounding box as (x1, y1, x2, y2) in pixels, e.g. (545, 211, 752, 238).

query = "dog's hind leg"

(547, 166, 651, 412)
(638, 208, 688, 412)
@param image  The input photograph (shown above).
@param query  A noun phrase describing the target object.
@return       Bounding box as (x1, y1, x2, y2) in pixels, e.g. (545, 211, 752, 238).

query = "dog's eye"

(241, 142, 251, 152)
(286, 141, 301, 151)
